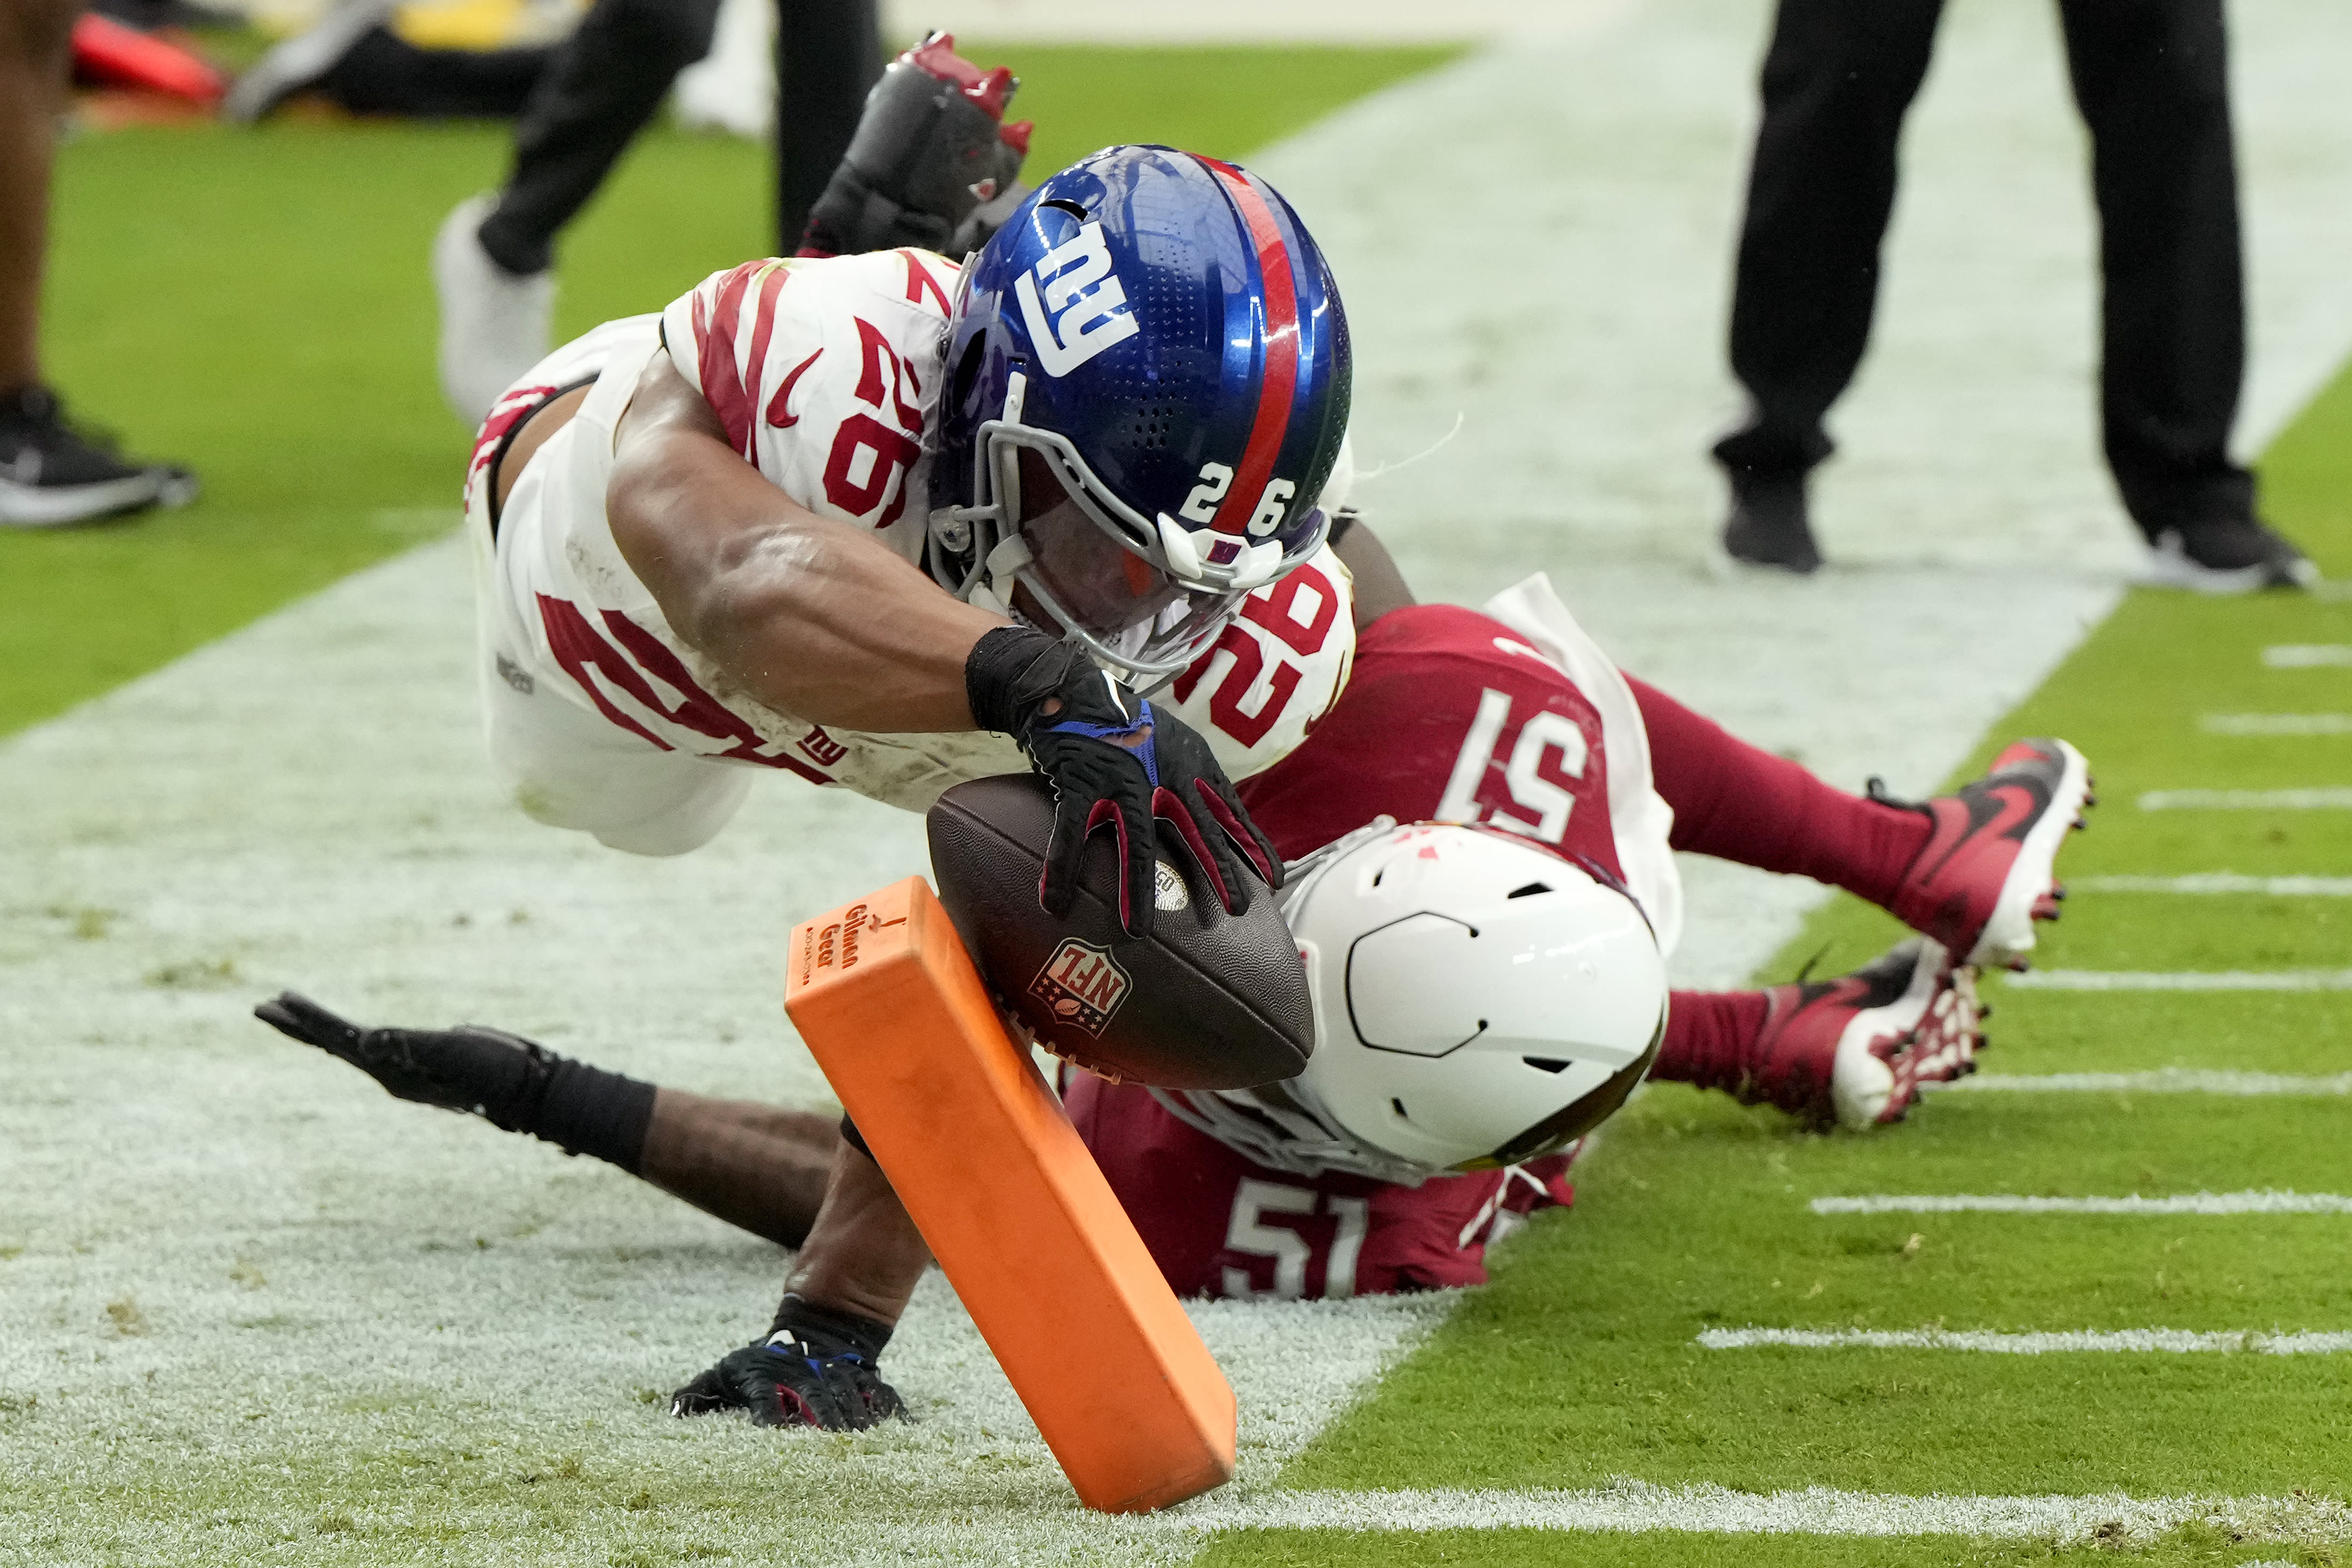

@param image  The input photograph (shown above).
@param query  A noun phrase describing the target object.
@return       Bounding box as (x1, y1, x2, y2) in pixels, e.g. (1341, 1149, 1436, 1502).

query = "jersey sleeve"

(658, 250, 958, 539)
(1161, 544, 1357, 781)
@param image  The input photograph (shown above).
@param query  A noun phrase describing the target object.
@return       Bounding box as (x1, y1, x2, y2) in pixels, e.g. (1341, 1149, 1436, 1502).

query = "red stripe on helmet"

(1197, 157, 1299, 539)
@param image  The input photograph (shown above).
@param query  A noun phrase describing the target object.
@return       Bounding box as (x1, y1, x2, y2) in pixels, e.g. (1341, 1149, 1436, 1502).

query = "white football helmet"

(1153, 819, 1667, 1182)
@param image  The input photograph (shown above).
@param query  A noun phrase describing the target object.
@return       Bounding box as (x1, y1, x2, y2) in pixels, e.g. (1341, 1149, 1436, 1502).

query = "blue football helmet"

(928, 144, 1352, 682)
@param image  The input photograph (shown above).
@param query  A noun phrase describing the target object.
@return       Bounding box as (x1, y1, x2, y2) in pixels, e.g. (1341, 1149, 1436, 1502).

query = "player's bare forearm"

(1331, 516, 1415, 631)
(608, 349, 1008, 732)
(785, 1141, 933, 1326)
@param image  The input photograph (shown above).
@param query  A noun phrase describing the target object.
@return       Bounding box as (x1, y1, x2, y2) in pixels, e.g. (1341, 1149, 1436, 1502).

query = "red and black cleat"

(1738, 939, 1985, 1130)
(1877, 738, 2093, 969)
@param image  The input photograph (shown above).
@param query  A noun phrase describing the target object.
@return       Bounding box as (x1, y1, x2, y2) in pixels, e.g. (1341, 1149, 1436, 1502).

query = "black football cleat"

(1721, 471, 1821, 574)
(0, 385, 195, 528)
(2144, 518, 2318, 593)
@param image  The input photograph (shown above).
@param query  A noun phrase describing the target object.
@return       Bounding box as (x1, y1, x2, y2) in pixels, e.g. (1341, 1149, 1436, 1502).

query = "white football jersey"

(476, 249, 1356, 817)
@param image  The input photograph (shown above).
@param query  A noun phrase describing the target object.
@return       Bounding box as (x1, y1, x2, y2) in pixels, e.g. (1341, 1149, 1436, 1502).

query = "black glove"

(966, 627, 1283, 938)
(253, 991, 554, 1128)
(670, 1296, 905, 1431)
(797, 32, 1031, 259)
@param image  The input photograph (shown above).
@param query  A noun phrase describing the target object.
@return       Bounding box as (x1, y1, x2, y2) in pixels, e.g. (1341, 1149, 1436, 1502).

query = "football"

(926, 774, 1315, 1090)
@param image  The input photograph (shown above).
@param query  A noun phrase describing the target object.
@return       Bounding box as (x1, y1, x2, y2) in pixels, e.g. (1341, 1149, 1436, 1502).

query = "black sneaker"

(1721, 471, 1821, 574)
(220, 0, 396, 123)
(0, 385, 196, 528)
(2144, 517, 2318, 593)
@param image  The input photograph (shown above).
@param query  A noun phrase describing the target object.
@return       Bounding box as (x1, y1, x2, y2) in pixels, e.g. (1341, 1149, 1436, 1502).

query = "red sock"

(1625, 674, 1931, 911)
(1653, 989, 1771, 1093)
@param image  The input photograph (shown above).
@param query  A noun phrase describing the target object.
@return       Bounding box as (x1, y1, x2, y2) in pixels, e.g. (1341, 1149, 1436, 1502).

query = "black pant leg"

(773, 0, 881, 254)
(2057, 0, 2251, 539)
(475, 0, 724, 276)
(1715, 0, 1944, 482)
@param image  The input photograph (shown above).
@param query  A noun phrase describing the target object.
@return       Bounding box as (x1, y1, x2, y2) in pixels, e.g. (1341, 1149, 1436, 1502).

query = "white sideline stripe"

(2202, 713, 2352, 736)
(2005, 968, 2352, 992)
(1812, 1192, 2352, 1215)
(2140, 787, 2352, 810)
(2070, 873, 2352, 895)
(1946, 1069, 2352, 1096)
(1696, 1327, 2352, 1355)
(2263, 644, 2352, 667)
(1146, 1483, 2352, 1544)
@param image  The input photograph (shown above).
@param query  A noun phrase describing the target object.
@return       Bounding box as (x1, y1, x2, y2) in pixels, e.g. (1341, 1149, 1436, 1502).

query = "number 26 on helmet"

(928, 144, 1352, 683)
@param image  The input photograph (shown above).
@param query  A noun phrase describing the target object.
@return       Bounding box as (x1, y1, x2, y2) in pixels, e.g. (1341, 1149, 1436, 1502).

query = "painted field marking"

(1145, 1482, 2352, 1544)
(2004, 968, 2352, 992)
(1697, 1327, 2352, 1354)
(2202, 713, 2352, 736)
(1811, 1192, 2352, 1215)
(2140, 787, 2352, 810)
(2069, 873, 2352, 895)
(1942, 1069, 2352, 1096)
(2262, 645, 2352, 667)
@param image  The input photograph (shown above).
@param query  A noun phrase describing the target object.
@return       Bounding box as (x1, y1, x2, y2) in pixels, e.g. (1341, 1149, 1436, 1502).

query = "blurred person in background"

(224, 0, 878, 426)
(1712, 0, 2314, 593)
(0, 0, 195, 525)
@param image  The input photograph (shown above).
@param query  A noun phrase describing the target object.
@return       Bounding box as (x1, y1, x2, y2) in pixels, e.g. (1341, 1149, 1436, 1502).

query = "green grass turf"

(1201, 363, 2352, 1558)
(0, 41, 1456, 740)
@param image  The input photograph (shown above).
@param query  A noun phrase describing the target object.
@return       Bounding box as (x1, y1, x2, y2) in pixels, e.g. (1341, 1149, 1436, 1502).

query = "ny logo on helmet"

(1013, 221, 1140, 377)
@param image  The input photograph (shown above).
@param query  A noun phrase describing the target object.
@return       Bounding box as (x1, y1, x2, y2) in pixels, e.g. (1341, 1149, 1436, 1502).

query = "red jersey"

(1065, 1072, 1575, 1300)
(1238, 602, 1625, 877)
(1068, 597, 1666, 1297)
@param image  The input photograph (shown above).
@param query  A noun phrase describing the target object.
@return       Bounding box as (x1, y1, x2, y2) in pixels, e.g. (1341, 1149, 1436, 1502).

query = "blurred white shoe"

(433, 194, 554, 428)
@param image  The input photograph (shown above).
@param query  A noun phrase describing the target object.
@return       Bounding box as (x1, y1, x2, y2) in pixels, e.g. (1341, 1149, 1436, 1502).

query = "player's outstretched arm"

(608, 348, 1008, 733)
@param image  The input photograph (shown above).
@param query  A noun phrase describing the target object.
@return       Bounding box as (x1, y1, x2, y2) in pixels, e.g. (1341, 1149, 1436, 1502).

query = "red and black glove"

(797, 32, 1033, 260)
(669, 1296, 904, 1431)
(966, 626, 1282, 938)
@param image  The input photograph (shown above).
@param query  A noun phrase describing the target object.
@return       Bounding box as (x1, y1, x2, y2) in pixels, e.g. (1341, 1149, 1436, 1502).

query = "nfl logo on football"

(1029, 939, 1131, 1037)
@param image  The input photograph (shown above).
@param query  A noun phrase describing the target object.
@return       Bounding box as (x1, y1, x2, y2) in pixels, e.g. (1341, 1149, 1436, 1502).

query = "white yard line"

(2005, 968, 2352, 992)
(1943, 1069, 2352, 1095)
(1697, 1327, 2352, 1354)
(1125, 1482, 2352, 1545)
(2140, 789, 2352, 810)
(2201, 714, 2352, 736)
(2263, 645, 2352, 669)
(1812, 1192, 2352, 1216)
(2069, 873, 2352, 895)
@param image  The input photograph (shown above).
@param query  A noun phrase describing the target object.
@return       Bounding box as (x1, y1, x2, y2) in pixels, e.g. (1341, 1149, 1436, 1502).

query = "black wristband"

(770, 1292, 894, 1361)
(524, 1057, 658, 1175)
(838, 1113, 873, 1159)
(964, 624, 1066, 736)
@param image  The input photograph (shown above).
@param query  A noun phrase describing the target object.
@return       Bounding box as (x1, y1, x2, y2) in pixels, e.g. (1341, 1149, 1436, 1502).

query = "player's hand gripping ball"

(964, 625, 1284, 937)
(928, 772, 1314, 1091)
